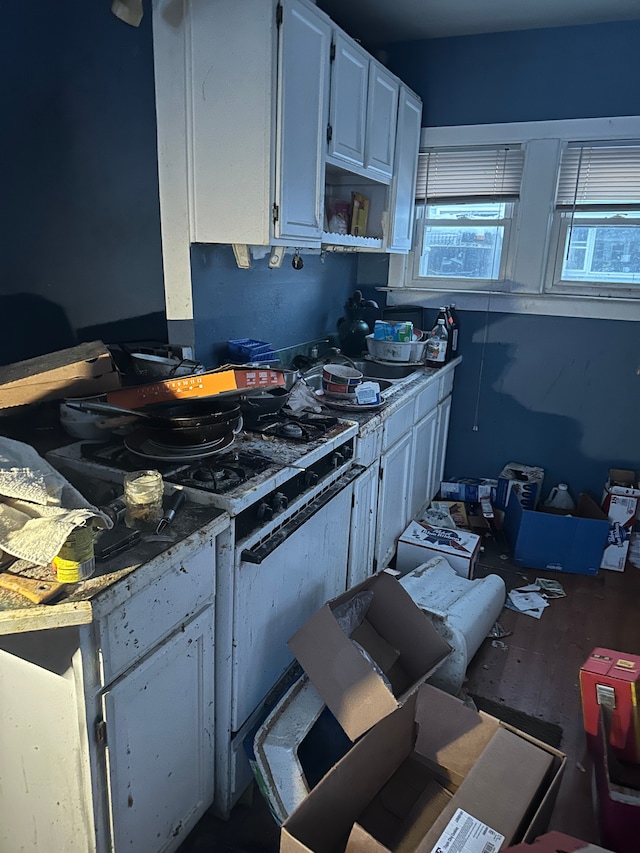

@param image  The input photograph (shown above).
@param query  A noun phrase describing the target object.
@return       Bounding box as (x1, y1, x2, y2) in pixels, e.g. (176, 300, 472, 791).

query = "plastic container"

(425, 317, 449, 366)
(544, 483, 576, 511)
(365, 334, 427, 364)
(227, 339, 276, 363)
(53, 524, 96, 583)
(124, 470, 164, 530)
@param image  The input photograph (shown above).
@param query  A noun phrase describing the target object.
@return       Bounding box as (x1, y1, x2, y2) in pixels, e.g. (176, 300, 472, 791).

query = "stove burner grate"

(245, 412, 340, 442)
(169, 450, 276, 494)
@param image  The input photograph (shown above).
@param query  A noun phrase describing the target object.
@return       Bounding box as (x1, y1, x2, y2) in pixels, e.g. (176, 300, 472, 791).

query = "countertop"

(0, 502, 229, 636)
(0, 357, 460, 635)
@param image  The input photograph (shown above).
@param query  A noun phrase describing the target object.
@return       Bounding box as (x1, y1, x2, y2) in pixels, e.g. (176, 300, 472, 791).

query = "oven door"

(230, 465, 363, 733)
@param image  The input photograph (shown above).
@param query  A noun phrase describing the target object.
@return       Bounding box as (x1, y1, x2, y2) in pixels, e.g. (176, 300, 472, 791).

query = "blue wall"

(384, 20, 640, 127)
(380, 21, 640, 499)
(0, 1, 166, 364)
(191, 246, 360, 366)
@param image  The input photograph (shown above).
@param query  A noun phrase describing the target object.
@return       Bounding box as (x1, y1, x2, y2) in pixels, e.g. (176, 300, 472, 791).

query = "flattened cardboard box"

(0, 341, 120, 408)
(288, 573, 452, 742)
(280, 684, 566, 853)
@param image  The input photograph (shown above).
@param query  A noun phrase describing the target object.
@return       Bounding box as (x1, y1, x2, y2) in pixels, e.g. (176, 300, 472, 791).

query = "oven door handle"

(240, 465, 364, 565)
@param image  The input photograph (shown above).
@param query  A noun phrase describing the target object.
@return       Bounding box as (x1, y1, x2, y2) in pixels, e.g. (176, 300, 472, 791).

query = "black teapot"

(337, 291, 379, 357)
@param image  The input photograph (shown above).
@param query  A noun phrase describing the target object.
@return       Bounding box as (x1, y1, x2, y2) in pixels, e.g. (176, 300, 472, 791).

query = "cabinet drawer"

(414, 381, 439, 422)
(97, 542, 215, 685)
(439, 369, 454, 401)
(382, 397, 414, 451)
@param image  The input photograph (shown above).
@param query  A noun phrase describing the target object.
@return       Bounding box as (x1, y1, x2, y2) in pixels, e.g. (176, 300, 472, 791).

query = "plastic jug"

(544, 483, 576, 511)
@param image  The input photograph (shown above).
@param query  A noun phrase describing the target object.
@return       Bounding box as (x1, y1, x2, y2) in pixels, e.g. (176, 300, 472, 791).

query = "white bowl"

(60, 398, 110, 440)
(365, 334, 427, 364)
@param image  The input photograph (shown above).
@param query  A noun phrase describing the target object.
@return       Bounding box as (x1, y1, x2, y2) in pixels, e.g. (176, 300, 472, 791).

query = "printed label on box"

(430, 808, 504, 853)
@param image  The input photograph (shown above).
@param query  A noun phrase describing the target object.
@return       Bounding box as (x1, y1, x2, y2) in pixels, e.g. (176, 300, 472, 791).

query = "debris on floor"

(488, 620, 512, 639)
(506, 587, 549, 618)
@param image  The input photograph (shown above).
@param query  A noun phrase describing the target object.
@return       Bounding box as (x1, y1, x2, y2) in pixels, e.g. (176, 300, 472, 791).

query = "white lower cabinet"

(0, 520, 228, 853)
(103, 608, 214, 852)
(409, 406, 439, 519)
(375, 429, 413, 571)
(347, 460, 380, 588)
(369, 364, 458, 573)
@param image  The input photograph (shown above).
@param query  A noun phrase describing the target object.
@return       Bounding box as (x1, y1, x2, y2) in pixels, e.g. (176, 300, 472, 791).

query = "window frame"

(390, 116, 640, 322)
(412, 201, 517, 290)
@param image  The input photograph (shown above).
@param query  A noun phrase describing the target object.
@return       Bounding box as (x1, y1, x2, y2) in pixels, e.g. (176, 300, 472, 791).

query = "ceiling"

(317, 0, 640, 44)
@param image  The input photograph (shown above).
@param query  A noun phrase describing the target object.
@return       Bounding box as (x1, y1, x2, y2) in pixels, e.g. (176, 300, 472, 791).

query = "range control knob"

(272, 492, 288, 513)
(304, 471, 319, 488)
(257, 502, 274, 522)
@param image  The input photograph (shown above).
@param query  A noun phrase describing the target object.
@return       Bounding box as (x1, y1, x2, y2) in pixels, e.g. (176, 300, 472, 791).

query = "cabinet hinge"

(330, 42, 336, 62)
(378, 465, 384, 481)
(95, 719, 107, 746)
(372, 558, 378, 573)
(272, 203, 279, 224)
(276, 3, 283, 27)
(326, 124, 333, 144)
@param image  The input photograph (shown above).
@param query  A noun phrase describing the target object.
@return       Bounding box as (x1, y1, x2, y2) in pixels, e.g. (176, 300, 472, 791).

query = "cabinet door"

(431, 395, 452, 501)
(275, 0, 332, 242)
(348, 462, 380, 586)
(327, 31, 369, 169)
(102, 608, 215, 853)
(409, 408, 439, 519)
(364, 63, 399, 179)
(387, 86, 422, 252)
(375, 431, 413, 570)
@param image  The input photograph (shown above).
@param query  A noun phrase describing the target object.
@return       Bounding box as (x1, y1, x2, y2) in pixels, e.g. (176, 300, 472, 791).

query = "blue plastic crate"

(228, 338, 276, 363)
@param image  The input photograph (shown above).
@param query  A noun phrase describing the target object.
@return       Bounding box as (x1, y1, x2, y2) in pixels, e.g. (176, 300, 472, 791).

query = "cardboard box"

(0, 341, 120, 408)
(579, 647, 640, 763)
(495, 462, 545, 512)
(504, 492, 609, 575)
(440, 477, 497, 503)
(396, 521, 481, 579)
(429, 500, 468, 528)
(280, 684, 566, 853)
(600, 469, 640, 572)
(106, 364, 286, 408)
(287, 573, 452, 741)
(592, 706, 640, 853)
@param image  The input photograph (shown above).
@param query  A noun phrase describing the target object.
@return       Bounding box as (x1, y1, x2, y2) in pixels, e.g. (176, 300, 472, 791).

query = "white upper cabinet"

(327, 32, 369, 170)
(152, 0, 422, 276)
(365, 63, 399, 179)
(387, 86, 423, 252)
(275, 1, 332, 243)
(327, 32, 399, 183)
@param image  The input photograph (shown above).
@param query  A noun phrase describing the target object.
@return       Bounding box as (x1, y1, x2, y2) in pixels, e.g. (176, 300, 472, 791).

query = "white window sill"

(379, 282, 640, 322)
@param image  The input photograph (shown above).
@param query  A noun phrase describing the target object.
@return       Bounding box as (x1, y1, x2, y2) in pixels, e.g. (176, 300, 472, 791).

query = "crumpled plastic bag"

(332, 591, 374, 636)
(0, 437, 112, 566)
(287, 379, 323, 414)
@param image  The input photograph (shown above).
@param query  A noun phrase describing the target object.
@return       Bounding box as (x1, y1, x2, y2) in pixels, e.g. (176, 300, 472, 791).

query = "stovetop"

(48, 414, 358, 517)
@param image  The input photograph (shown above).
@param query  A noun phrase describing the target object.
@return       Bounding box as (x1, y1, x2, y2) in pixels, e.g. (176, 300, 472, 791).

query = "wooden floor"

(468, 548, 640, 844)
(180, 550, 640, 851)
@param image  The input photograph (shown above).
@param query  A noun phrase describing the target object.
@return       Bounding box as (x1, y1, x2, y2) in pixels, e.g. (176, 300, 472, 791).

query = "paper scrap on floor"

(506, 587, 549, 619)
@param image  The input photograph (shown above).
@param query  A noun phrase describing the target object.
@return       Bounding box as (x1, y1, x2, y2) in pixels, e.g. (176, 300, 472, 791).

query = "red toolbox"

(579, 648, 640, 763)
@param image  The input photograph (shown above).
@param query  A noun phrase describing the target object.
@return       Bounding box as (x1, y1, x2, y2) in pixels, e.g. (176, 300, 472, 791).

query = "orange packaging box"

(106, 365, 286, 409)
(580, 647, 640, 764)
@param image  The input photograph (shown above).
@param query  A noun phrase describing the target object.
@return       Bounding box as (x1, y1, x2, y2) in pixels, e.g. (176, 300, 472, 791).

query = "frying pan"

(239, 388, 290, 427)
(65, 398, 242, 445)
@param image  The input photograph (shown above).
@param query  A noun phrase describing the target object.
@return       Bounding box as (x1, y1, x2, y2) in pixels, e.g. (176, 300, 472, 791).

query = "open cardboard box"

(0, 340, 120, 408)
(504, 492, 609, 575)
(288, 573, 453, 742)
(281, 684, 566, 853)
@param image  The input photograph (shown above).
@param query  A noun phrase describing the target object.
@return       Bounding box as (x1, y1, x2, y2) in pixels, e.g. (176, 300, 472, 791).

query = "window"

(390, 116, 640, 320)
(548, 143, 640, 295)
(413, 146, 524, 287)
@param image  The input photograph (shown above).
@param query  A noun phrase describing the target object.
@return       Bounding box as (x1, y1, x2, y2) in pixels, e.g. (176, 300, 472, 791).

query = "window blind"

(556, 142, 640, 207)
(415, 146, 524, 202)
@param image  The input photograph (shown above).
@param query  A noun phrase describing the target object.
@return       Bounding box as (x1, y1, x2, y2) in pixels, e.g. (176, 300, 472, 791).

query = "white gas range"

(48, 411, 365, 817)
